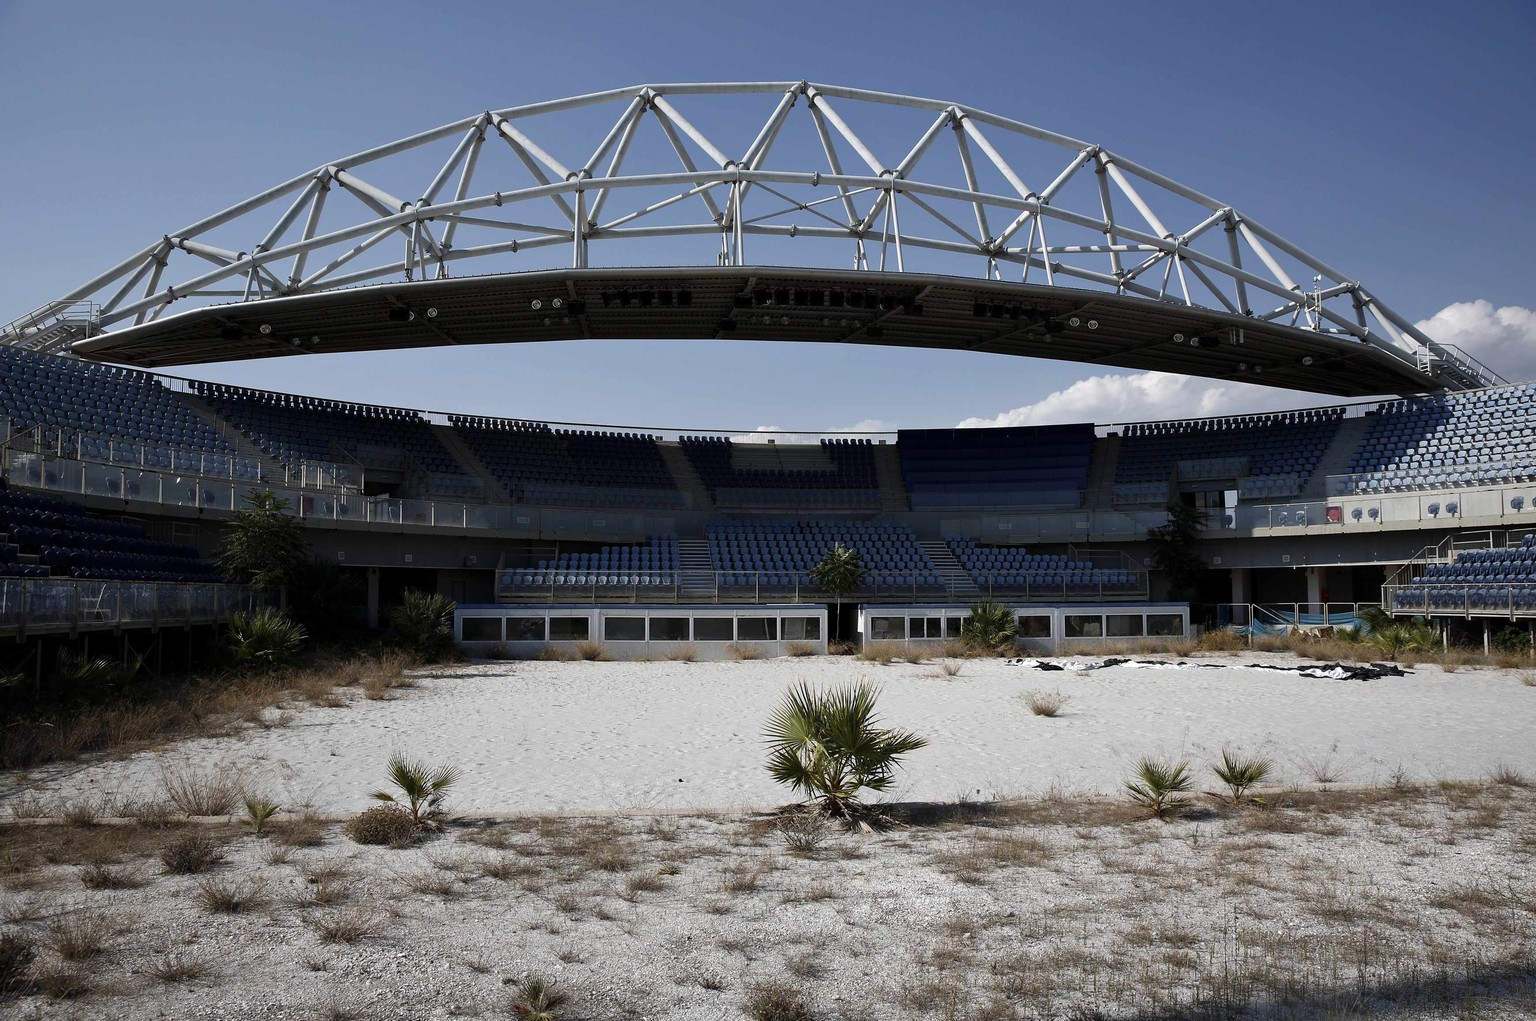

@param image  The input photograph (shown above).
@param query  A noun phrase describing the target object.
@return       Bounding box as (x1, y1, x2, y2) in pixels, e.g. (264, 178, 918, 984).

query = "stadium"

(2, 81, 1531, 666)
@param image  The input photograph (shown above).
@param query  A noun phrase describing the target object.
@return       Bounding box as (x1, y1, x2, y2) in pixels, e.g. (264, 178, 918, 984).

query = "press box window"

(548, 617, 590, 641)
(506, 617, 546, 642)
(781, 617, 821, 641)
(650, 617, 690, 642)
(460, 617, 503, 642)
(604, 617, 646, 642)
(737, 617, 778, 641)
(694, 617, 734, 642)
(1147, 613, 1185, 637)
(1106, 614, 1145, 638)
(869, 616, 905, 640)
(1065, 614, 1104, 638)
(909, 617, 944, 639)
(1017, 615, 1052, 639)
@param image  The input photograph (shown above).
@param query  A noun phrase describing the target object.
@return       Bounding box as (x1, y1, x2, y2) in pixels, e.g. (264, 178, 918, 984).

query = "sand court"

(9, 653, 1536, 815)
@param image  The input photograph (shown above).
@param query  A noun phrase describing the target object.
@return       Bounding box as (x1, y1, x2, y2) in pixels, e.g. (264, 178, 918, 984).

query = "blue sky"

(1, 0, 1533, 432)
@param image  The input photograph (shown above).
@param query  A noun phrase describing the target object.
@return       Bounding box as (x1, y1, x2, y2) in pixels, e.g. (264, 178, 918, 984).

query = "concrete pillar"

(367, 567, 380, 630)
(1306, 566, 1325, 612)
(1229, 567, 1252, 605)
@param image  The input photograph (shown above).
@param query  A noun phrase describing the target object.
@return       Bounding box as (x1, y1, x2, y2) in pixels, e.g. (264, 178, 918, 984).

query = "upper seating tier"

(898, 424, 1093, 509)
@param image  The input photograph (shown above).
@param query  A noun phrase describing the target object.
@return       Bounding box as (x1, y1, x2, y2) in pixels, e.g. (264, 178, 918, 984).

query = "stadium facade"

(2, 83, 1530, 661)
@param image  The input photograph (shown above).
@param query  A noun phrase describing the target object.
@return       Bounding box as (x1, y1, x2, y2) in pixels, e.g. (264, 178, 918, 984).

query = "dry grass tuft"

(572, 640, 609, 662)
(159, 759, 246, 817)
(160, 832, 225, 874)
(147, 951, 208, 984)
(1021, 689, 1071, 717)
(744, 980, 815, 1021)
(43, 910, 132, 962)
(196, 875, 267, 914)
(727, 642, 764, 661)
(79, 863, 143, 890)
(664, 643, 699, 662)
(785, 641, 818, 658)
(308, 908, 383, 944)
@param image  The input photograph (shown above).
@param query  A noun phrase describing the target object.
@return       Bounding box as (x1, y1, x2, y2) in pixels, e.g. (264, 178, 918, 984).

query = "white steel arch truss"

(1, 81, 1502, 388)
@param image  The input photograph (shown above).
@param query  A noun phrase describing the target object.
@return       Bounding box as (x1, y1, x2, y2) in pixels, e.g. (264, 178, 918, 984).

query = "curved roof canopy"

(3, 82, 1502, 393)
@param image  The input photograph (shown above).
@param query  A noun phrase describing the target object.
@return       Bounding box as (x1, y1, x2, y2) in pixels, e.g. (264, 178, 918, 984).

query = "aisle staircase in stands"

(431, 424, 511, 500)
(658, 442, 714, 511)
(873, 442, 909, 512)
(1084, 433, 1122, 510)
(920, 540, 980, 598)
(676, 539, 719, 601)
(176, 392, 290, 484)
(1299, 417, 1373, 501)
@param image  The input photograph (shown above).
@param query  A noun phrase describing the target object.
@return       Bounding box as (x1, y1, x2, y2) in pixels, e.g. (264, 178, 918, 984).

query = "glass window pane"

(1017, 615, 1052, 638)
(1147, 613, 1185, 637)
(549, 617, 590, 641)
(604, 616, 646, 641)
(737, 617, 778, 641)
(781, 617, 820, 640)
(945, 617, 964, 638)
(694, 617, 734, 641)
(461, 617, 502, 642)
(506, 617, 545, 641)
(651, 617, 690, 642)
(1106, 614, 1144, 637)
(869, 616, 905, 640)
(1065, 614, 1103, 638)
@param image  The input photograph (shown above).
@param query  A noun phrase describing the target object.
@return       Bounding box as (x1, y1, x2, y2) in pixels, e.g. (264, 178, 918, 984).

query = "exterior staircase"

(872, 442, 909, 512)
(657, 441, 714, 511)
(431, 424, 511, 500)
(175, 392, 290, 484)
(675, 538, 718, 601)
(920, 539, 981, 599)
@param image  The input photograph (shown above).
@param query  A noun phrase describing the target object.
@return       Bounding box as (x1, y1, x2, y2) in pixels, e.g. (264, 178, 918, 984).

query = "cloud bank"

(958, 300, 1536, 429)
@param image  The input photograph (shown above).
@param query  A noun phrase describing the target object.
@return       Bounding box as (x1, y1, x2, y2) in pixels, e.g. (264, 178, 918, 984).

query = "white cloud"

(740, 418, 898, 443)
(959, 300, 1536, 429)
(1413, 300, 1536, 383)
(956, 371, 1309, 429)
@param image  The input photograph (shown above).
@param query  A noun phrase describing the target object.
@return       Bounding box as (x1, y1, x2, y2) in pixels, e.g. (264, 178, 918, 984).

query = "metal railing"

(1383, 583, 1536, 618)
(496, 570, 1149, 605)
(0, 578, 263, 637)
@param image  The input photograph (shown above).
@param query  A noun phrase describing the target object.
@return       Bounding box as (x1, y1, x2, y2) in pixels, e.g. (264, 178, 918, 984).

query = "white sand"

(11, 653, 1536, 815)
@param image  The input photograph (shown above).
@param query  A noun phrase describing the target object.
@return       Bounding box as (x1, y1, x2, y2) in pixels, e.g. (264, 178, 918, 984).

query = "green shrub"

(49, 650, 140, 705)
(226, 608, 307, 670)
(1211, 747, 1275, 804)
(1125, 756, 1194, 820)
(960, 601, 1017, 652)
(370, 752, 461, 828)
(344, 805, 418, 846)
(390, 590, 456, 662)
(764, 681, 928, 823)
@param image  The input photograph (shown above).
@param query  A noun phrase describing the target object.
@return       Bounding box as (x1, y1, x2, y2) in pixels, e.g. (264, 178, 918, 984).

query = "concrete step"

(657, 442, 713, 512)
(1084, 433, 1121, 510)
(919, 539, 980, 597)
(872, 442, 909, 512)
(676, 538, 718, 597)
(429, 424, 510, 501)
(175, 391, 290, 483)
(1300, 417, 1372, 501)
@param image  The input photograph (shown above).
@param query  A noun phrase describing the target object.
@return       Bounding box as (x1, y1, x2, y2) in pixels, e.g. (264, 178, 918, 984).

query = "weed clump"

(745, 980, 816, 1021)
(344, 806, 419, 847)
(0, 932, 35, 996)
(160, 833, 225, 874)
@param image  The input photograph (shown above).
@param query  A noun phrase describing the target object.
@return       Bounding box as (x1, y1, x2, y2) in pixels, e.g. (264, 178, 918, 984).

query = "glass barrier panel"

(0, 579, 22, 629)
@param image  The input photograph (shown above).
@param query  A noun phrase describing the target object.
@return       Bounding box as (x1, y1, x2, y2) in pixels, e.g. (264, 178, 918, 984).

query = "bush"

(160, 833, 225, 874)
(961, 601, 1017, 652)
(1124, 756, 1194, 820)
(511, 973, 569, 1020)
(390, 590, 456, 662)
(370, 751, 461, 827)
(49, 649, 140, 705)
(1211, 747, 1275, 804)
(745, 980, 815, 1021)
(345, 805, 419, 846)
(0, 932, 35, 996)
(1021, 690, 1070, 717)
(764, 681, 928, 823)
(225, 608, 307, 670)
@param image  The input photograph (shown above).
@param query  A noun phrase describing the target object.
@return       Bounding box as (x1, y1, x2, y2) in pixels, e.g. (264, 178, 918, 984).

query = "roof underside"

(72, 267, 1440, 398)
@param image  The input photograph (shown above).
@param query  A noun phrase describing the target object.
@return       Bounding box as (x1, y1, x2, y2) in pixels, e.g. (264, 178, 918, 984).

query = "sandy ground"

(6, 653, 1536, 815)
(2, 653, 1535, 1019)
